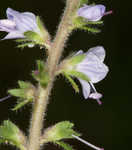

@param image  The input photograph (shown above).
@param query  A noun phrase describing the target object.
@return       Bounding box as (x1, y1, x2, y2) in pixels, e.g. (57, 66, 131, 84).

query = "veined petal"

(87, 46, 105, 62)
(78, 79, 90, 99)
(0, 19, 16, 30)
(3, 31, 24, 40)
(77, 4, 106, 21)
(76, 51, 109, 83)
(6, 8, 39, 33)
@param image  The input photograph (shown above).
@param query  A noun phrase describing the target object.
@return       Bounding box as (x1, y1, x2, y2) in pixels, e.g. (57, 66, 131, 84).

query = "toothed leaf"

(41, 121, 80, 143)
(0, 120, 26, 150)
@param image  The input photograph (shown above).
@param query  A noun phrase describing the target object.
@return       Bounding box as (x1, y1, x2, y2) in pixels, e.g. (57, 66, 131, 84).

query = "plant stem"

(28, 1, 80, 150)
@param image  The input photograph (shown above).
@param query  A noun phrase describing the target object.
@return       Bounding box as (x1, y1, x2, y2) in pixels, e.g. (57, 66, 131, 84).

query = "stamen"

(89, 82, 102, 105)
(0, 95, 12, 102)
(89, 82, 97, 92)
(103, 10, 113, 16)
(72, 135, 104, 150)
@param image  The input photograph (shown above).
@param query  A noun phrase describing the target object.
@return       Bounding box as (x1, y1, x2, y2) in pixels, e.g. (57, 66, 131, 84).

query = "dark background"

(0, 0, 131, 150)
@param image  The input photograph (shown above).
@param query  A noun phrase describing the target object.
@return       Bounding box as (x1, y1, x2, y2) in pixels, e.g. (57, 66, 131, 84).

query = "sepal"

(8, 81, 36, 111)
(0, 120, 27, 150)
(55, 141, 74, 150)
(66, 70, 90, 82)
(73, 17, 103, 33)
(63, 72, 79, 93)
(79, 0, 89, 7)
(40, 121, 80, 144)
(16, 16, 51, 49)
(32, 60, 50, 87)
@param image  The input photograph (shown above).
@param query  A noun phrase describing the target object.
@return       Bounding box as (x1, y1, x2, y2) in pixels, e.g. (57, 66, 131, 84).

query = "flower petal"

(6, 8, 38, 33)
(78, 79, 90, 99)
(77, 4, 106, 21)
(0, 19, 16, 32)
(87, 46, 105, 62)
(76, 51, 109, 83)
(3, 31, 24, 40)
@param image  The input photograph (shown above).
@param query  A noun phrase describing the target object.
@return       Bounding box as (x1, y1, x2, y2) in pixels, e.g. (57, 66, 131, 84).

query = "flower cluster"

(0, 3, 110, 150)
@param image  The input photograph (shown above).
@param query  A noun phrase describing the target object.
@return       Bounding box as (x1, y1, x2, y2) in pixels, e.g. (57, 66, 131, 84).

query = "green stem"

(28, 1, 80, 150)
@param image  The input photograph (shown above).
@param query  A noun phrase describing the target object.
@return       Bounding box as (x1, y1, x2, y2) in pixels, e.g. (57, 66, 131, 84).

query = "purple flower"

(0, 8, 40, 39)
(77, 4, 112, 21)
(75, 46, 109, 104)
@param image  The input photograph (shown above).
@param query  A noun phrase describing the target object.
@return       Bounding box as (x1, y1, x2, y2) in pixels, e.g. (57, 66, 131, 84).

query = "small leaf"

(63, 73, 79, 93)
(55, 141, 74, 150)
(0, 120, 26, 150)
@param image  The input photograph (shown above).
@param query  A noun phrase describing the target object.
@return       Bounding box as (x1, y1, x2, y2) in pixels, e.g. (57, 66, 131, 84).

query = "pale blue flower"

(77, 4, 112, 21)
(75, 46, 109, 104)
(0, 8, 40, 39)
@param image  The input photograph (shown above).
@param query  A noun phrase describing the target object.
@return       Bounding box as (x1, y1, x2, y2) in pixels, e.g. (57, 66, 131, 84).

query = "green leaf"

(41, 121, 80, 143)
(67, 70, 90, 82)
(55, 141, 74, 150)
(0, 120, 26, 150)
(63, 73, 79, 93)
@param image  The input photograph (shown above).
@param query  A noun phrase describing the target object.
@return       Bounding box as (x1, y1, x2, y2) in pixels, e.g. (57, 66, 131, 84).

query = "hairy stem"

(28, 1, 80, 150)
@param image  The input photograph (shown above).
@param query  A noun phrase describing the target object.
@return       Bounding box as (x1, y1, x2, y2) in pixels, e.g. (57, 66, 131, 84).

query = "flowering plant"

(0, 1, 111, 150)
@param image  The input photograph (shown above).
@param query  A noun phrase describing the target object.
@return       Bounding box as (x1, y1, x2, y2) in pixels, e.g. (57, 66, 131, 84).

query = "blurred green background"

(0, 0, 131, 150)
